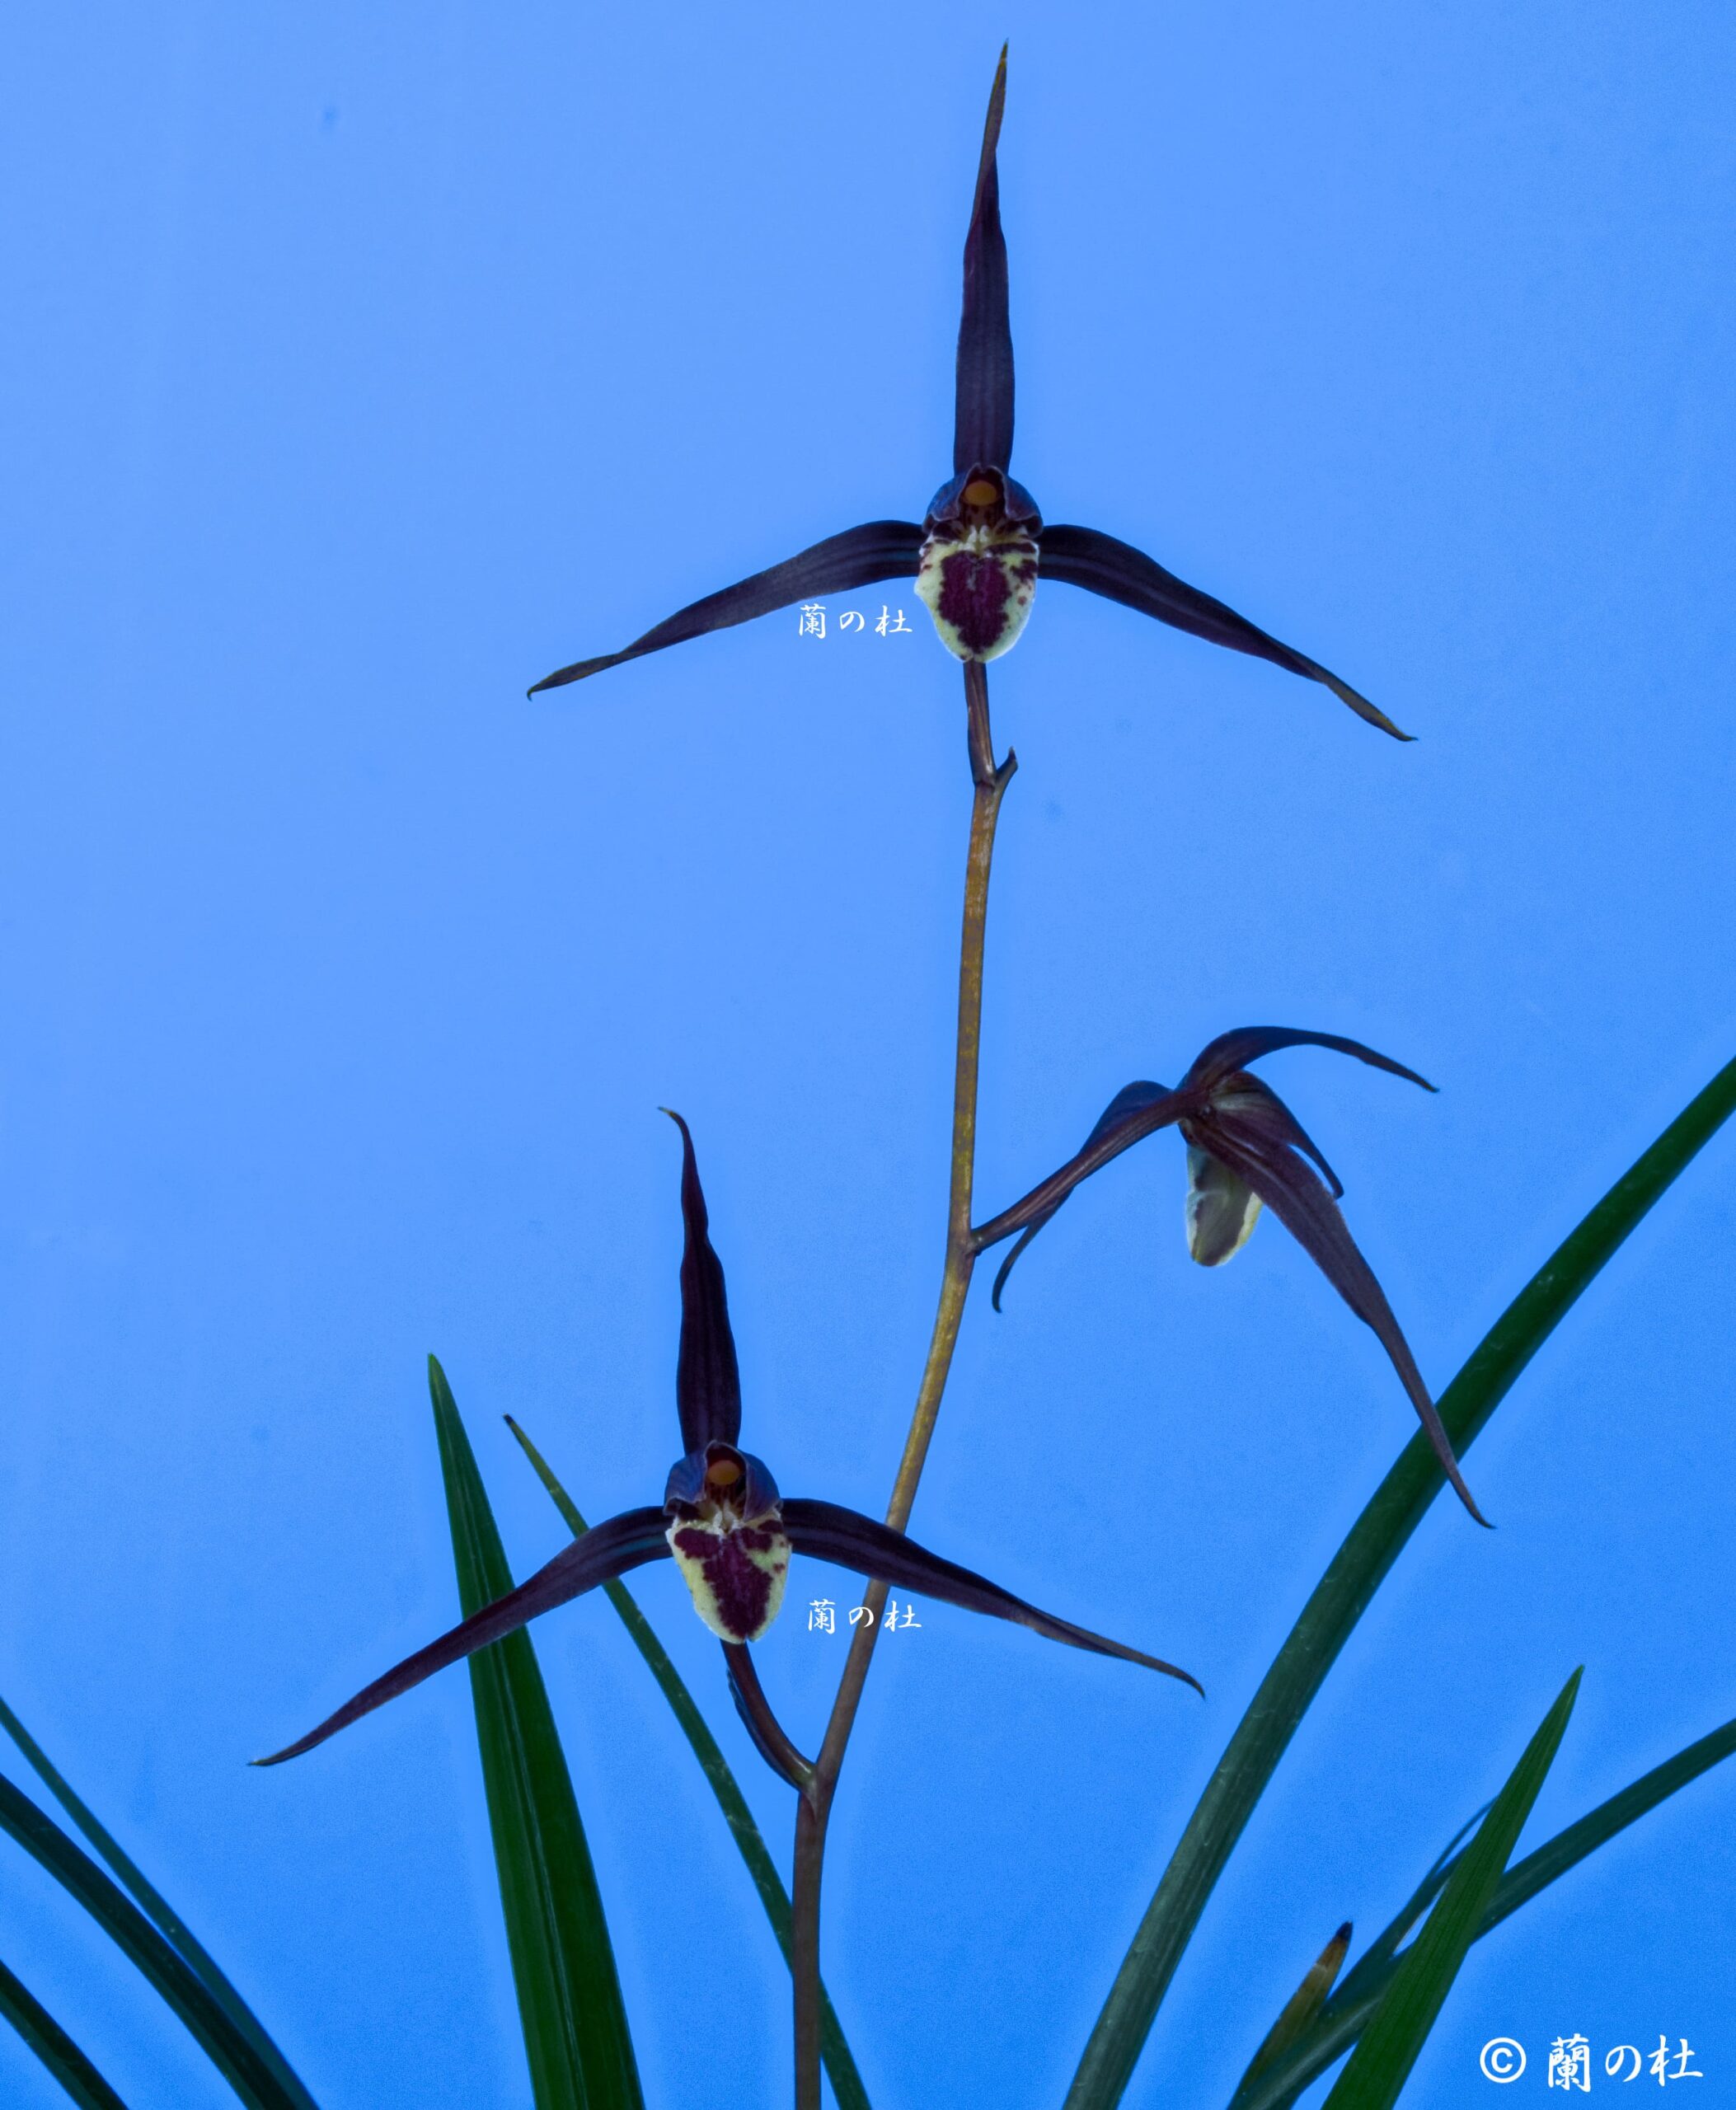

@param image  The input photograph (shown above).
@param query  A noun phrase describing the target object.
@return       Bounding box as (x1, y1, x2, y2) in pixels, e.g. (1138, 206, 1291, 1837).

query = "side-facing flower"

(974, 1028, 1488, 1526)
(528, 53, 1405, 740)
(256, 1114, 1197, 1770)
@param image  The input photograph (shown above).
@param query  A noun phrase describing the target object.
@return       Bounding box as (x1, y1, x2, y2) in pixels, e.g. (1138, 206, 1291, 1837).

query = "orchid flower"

(256, 1114, 1197, 1775)
(972, 1028, 1488, 1525)
(527, 52, 1405, 741)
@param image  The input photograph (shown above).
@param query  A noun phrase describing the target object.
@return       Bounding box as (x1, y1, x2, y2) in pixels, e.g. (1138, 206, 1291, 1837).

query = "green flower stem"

(793, 661, 1017, 2110)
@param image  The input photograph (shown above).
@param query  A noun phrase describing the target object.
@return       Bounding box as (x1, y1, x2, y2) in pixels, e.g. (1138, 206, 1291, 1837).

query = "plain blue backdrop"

(4, 4, 1735, 2105)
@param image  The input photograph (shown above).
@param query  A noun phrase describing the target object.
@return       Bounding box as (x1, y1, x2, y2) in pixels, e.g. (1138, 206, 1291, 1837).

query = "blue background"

(4, 4, 1734, 2104)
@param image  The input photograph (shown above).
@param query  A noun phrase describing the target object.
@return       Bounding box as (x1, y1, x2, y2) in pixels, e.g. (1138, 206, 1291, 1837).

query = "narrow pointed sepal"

(1037, 523, 1410, 738)
(528, 520, 924, 693)
(781, 1498, 1201, 1693)
(1185, 1027, 1435, 1099)
(1187, 1112, 1489, 1526)
(662, 1111, 743, 1451)
(722, 1640, 813, 1791)
(252, 1506, 673, 1765)
(981, 1080, 1180, 1305)
(954, 46, 1014, 474)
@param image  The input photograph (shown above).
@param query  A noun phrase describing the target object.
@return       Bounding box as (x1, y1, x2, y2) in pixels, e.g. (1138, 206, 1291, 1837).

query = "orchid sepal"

(781, 1499, 1202, 1694)
(527, 521, 924, 695)
(253, 1504, 673, 1766)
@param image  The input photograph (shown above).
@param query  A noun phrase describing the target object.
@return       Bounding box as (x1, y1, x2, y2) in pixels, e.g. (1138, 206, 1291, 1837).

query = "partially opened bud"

(1185, 1143, 1263, 1266)
(974, 1026, 1488, 1525)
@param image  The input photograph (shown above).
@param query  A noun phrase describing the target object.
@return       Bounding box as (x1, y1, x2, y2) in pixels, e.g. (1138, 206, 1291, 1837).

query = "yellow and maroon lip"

(917, 466, 1043, 663)
(662, 1441, 791, 1643)
(665, 1509, 792, 1643)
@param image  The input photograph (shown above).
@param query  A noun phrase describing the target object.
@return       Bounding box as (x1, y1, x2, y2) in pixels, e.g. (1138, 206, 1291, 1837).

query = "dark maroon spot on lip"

(673, 1525, 782, 1642)
(938, 551, 1016, 656)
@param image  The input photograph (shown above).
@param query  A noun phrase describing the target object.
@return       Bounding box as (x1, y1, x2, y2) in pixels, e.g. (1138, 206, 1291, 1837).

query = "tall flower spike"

(974, 1029, 1489, 1526)
(528, 51, 1405, 740)
(256, 1116, 1198, 1770)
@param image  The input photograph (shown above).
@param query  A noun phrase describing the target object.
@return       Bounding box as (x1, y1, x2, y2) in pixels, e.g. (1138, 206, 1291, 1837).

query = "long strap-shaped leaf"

(0, 1774, 304, 2110)
(1232, 1706, 1736, 2110)
(0, 1698, 317, 2110)
(1063, 1054, 1736, 2110)
(1322, 1672, 1579, 2108)
(429, 1357, 644, 2110)
(504, 1418, 871, 2110)
(0, 1954, 131, 2110)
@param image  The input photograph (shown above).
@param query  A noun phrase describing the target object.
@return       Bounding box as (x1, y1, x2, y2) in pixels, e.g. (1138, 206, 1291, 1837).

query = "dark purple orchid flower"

(973, 1028, 1487, 1526)
(528, 52, 1405, 740)
(256, 1114, 1197, 1772)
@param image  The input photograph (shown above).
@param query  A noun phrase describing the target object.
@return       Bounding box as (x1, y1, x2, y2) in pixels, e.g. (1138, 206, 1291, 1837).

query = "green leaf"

(0, 1774, 307, 2110)
(0, 1697, 317, 2110)
(1063, 1053, 1736, 2110)
(504, 1416, 871, 2110)
(1235, 1922, 1351, 2093)
(1323, 1670, 1579, 2109)
(1325, 1805, 1491, 2015)
(0, 1954, 131, 2110)
(429, 1357, 644, 2110)
(1236, 1704, 1736, 2110)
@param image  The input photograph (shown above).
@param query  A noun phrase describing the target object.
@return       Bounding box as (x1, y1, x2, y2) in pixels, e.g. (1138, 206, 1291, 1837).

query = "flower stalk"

(792, 666, 1016, 2108)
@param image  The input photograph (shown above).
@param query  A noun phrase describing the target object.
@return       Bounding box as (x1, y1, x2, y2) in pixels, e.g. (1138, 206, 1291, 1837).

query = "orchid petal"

(1205, 1074, 1345, 1198)
(528, 521, 924, 693)
(1185, 1028, 1434, 1100)
(253, 1507, 673, 1765)
(781, 1499, 1201, 1692)
(1192, 1115, 1487, 1525)
(978, 1081, 1181, 1306)
(1037, 523, 1409, 739)
(664, 1113, 743, 1451)
(954, 46, 1014, 475)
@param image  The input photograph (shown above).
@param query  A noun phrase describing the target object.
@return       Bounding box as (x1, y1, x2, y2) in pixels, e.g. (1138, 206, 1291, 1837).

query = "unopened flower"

(974, 1028, 1485, 1524)
(257, 1114, 1197, 1769)
(528, 54, 1404, 739)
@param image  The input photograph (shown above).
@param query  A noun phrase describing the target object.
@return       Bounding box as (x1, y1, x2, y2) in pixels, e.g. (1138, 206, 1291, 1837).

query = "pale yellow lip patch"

(915, 526, 1039, 663)
(666, 1512, 791, 1642)
(1185, 1145, 1263, 1266)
